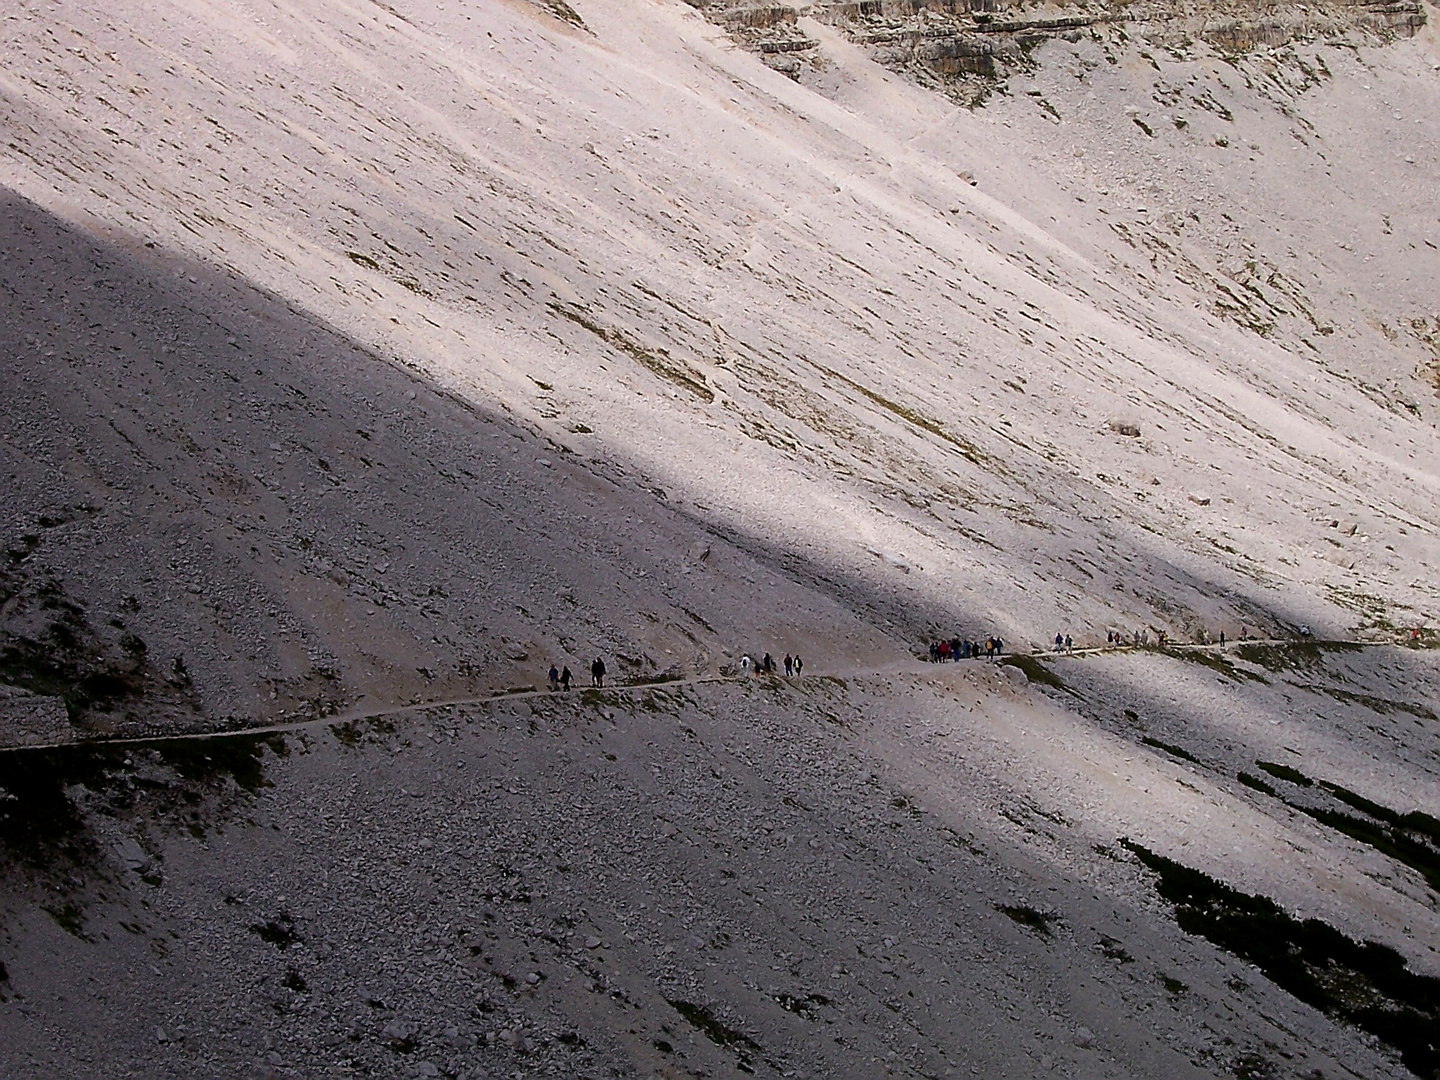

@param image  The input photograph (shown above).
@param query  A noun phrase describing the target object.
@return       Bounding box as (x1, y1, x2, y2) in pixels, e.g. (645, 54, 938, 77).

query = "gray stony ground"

(2, 657, 1431, 1079)
(2, 0, 1440, 1076)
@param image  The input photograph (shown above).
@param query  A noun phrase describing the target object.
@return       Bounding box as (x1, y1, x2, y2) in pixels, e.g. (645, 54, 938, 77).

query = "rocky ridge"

(697, 0, 1426, 97)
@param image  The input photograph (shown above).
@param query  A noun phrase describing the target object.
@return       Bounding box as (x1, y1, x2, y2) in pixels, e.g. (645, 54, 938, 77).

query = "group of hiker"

(928, 637, 1004, 662)
(547, 657, 608, 691)
(740, 652, 803, 677)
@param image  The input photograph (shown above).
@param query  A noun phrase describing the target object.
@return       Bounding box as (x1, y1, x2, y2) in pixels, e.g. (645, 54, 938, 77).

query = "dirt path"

(0, 637, 1388, 753)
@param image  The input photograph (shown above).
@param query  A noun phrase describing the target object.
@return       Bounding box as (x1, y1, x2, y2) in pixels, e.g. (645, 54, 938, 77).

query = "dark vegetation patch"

(1096, 935, 1133, 963)
(0, 733, 280, 883)
(1232, 1053, 1279, 1080)
(250, 914, 300, 950)
(813, 363, 990, 466)
(1294, 682, 1437, 721)
(44, 899, 90, 940)
(668, 999, 763, 1071)
(1123, 840, 1440, 1078)
(550, 301, 714, 403)
(1141, 736, 1200, 763)
(1248, 762, 1440, 893)
(1237, 772, 1277, 796)
(1159, 974, 1188, 996)
(996, 904, 1058, 938)
(1233, 640, 1364, 673)
(1294, 783, 1440, 893)
(998, 654, 1069, 691)
(774, 991, 831, 1016)
(1255, 761, 1311, 786)
(623, 672, 684, 686)
(0, 559, 200, 729)
(1158, 646, 1268, 684)
(330, 719, 363, 746)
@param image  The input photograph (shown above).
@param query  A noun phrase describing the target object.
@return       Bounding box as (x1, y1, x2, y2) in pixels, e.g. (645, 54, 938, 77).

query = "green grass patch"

(998, 654, 1068, 691)
(1158, 646, 1267, 684)
(1234, 640, 1363, 673)
(1124, 840, 1440, 1078)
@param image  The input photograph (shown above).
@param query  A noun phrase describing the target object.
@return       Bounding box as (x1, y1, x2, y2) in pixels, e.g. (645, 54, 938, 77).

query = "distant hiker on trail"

(1219, 631, 1225, 646)
(763, 652, 774, 674)
(548, 664, 560, 691)
(994, 637, 1003, 656)
(561, 665, 572, 691)
(784, 654, 794, 676)
(591, 657, 606, 687)
(1064, 635, 1073, 653)
(794, 655, 803, 675)
(1055, 633, 1064, 652)
(741, 654, 752, 675)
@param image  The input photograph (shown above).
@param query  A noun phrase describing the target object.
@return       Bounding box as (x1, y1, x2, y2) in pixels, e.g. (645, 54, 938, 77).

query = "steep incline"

(3, 2, 1440, 1078)
(1, 0, 1437, 738)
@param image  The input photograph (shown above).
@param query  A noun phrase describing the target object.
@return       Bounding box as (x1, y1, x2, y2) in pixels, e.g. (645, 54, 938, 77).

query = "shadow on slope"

(0, 188, 868, 741)
(4, 189, 1438, 1075)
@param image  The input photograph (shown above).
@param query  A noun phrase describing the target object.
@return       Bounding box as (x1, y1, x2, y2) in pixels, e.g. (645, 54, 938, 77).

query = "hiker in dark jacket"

(591, 657, 606, 687)
(560, 665, 572, 691)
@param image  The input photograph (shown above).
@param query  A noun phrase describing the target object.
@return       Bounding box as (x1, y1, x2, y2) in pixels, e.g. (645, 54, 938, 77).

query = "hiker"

(1064, 634, 1072, 653)
(994, 636, 1003, 656)
(1055, 632, 1064, 652)
(939, 640, 951, 663)
(741, 654, 752, 675)
(794, 655, 803, 675)
(763, 652, 773, 673)
(962, 640, 971, 659)
(1219, 630, 1225, 646)
(784, 653, 793, 676)
(548, 664, 560, 691)
(591, 656, 606, 687)
(560, 665, 572, 691)
(929, 641, 939, 663)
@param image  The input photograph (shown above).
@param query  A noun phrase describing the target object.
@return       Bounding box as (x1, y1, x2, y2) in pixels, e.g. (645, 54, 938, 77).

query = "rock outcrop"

(695, 0, 1425, 98)
(0, 686, 69, 748)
